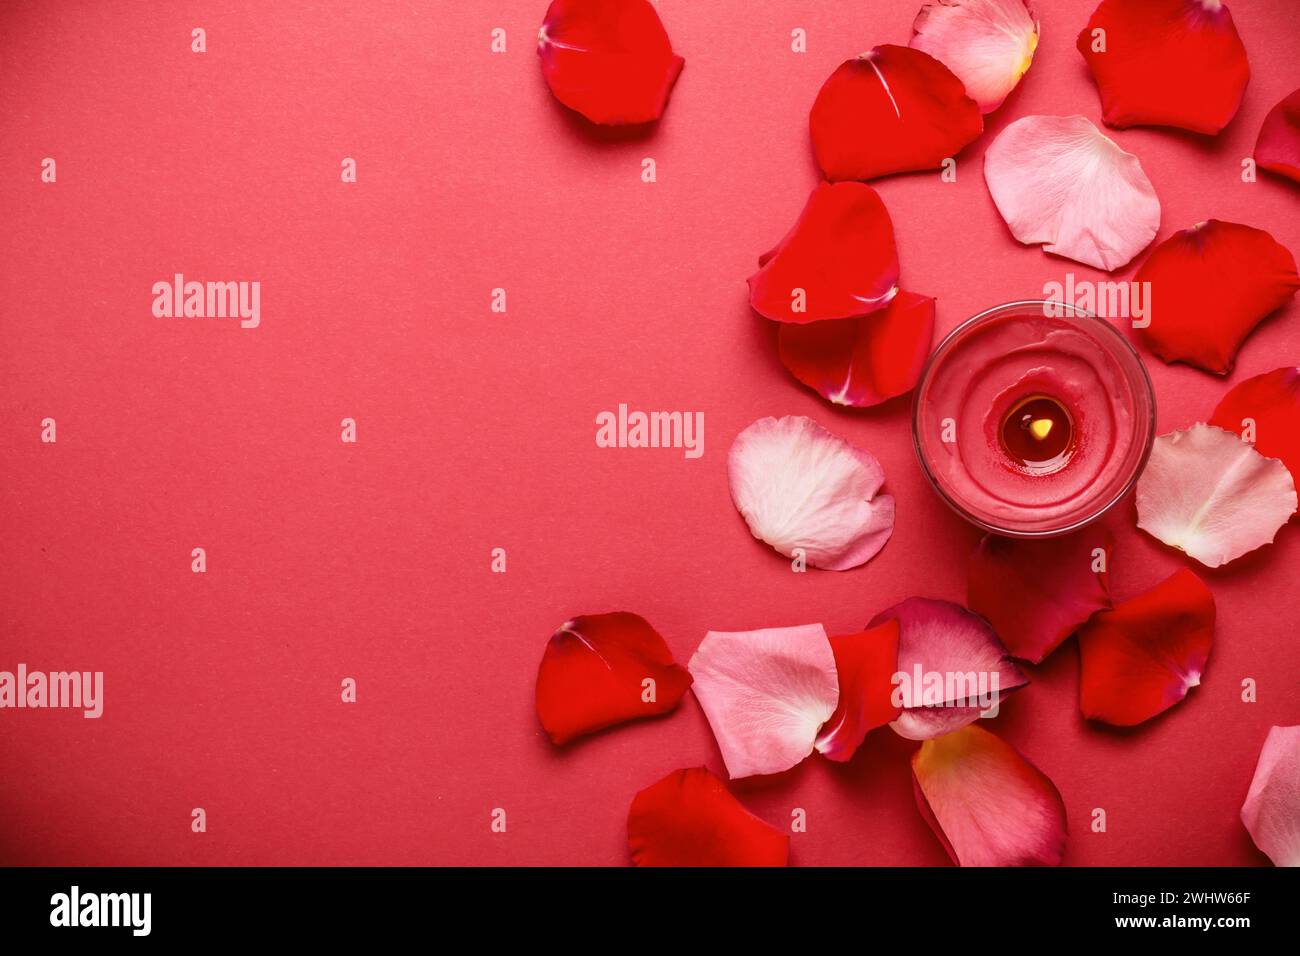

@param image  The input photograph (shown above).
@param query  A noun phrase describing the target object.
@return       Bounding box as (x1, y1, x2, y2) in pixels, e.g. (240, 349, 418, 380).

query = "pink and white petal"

(911, 0, 1040, 113)
(728, 416, 895, 571)
(870, 597, 1028, 740)
(1241, 726, 1300, 867)
(1136, 423, 1297, 568)
(983, 114, 1160, 271)
(912, 724, 1068, 866)
(689, 624, 840, 780)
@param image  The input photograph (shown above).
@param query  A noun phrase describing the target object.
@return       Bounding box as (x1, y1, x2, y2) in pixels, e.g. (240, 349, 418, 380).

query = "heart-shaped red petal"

(777, 291, 935, 407)
(535, 612, 692, 744)
(1077, 0, 1249, 134)
(1255, 88, 1300, 185)
(1210, 367, 1300, 482)
(810, 44, 983, 182)
(814, 620, 902, 762)
(1135, 220, 1300, 374)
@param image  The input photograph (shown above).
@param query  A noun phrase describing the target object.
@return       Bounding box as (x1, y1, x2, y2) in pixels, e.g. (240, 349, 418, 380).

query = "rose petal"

(810, 44, 983, 182)
(535, 612, 693, 744)
(628, 767, 789, 867)
(728, 416, 895, 571)
(1241, 726, 1300, 867)
(537, 0, 684, 125)
(748, 183, 901, 324)
(910, 0, 1040, 113)
(1077, 568, 1214, 726)
(1135, 221, 1300, 375)
(1077, 0, 1249, 135)
(869, 597, 1028, 740)
(912, 724, 1068, 866)
(688, 624, 840, 779)
(967, 527, 1113, 664)
(1210, 367, 1300, 482)
(814, 620, 902, 762)
(1136, 423, 1297, 567)
(776, 291, 935, 408)
(983, 114, 1160, 271)
(1255, 88, 1300, 185)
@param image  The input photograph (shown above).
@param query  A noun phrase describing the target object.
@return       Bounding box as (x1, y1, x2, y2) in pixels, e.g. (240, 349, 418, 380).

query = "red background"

(1, 0, 1297, 866)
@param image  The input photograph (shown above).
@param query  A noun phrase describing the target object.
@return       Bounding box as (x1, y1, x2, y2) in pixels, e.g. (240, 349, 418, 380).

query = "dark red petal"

(811, 45, 984, 181)
(777, 291, 935, 407)
(1135, 220, 1300, 374)
(1210, 367, 1300, 482)
(627, 768, 789, 867)
(747, 182, 900, 324)
(1076, 0, 1249, 134)
(537, 0, 684, 125)
(814, 620, 902, 762)
(1255, 88, 1300, 185)
(535, 612, 692, 744)
(1077, 569, 1215, 727)
(967, 526, 1113, 664)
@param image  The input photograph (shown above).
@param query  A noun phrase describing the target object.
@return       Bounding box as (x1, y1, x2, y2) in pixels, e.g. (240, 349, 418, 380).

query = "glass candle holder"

(912, 300, 1156, 537)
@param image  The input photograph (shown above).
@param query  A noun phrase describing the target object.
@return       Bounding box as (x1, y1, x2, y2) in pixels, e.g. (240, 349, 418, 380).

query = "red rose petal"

(627, 767, 789, 867)
(912, 724, 1068, 866)
(814, 620, 902, 762)
(1210, 367, 1300, 482)
(967, 527, 1113, 664)
(537, 0, 684, 126)
(535, 612, 692, 744)
(1076, 0, 1249, 135)
(748, 182, 900, 324)
(810, 44, 984, 182)
(1135, 220, 1300, 374)
(776, 291, 935, 407)
(1255, 88, 1300, 185)
(1077, 569, 1215, 727)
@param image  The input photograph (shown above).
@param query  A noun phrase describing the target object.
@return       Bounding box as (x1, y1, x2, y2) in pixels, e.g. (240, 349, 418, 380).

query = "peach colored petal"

(1241, 726, 1300, 867)
(689, 624, 839, 780)
(912, 724, 1067, 866)
(1136, 423, 1297, 567)
(728, 416, 895, 571)
(910, 0, 1040, 113)
(983, 114, 1160, 271)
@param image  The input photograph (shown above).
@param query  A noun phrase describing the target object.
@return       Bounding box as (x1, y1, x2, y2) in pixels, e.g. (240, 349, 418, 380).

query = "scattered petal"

(1076, 0, 1249, 135)
(748, 183, 901, 324)
(688, 624, 839, 779)
(1134, 220, 1300, 374)
(535, 612, 693, 744)
(537, 0, 684, 125)
(870, 597, 1028, 740)
(810, 44, 983, 182)
(1136, 423, 1297, 567)
(628, 767, 789, 866)
(814, 620, 902, 762)
(1210, 367, 1300, 482)
(1255, 88, 1300, 185)
(1241, 726, 1300, 867)
(967, 527, 1113, 664)
(983, 114, 1160, 271)
(912, 724, 1068, 866)
(728, 416, 895, 570)
(910, 0, 1040, 113)
(1077, 568, 1214, 726)
(777, 291, 935, 407)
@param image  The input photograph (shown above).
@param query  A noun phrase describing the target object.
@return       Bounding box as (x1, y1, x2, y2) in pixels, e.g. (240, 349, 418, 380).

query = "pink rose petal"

(1136, 423, 1297, 568)
(910, 0, 1040, 113)
(983, 114, 1160, 271)
(912, 724, 1068, 866)
(1241, 725, 1300, 867)
(870, 597, 1028, 740)
(689, 624, 840, 779)
(728, 416, 895, 571)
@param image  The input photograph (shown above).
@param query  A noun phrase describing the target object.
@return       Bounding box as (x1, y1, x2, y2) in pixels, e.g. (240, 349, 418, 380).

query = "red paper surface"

(1, 0, 1297, 866)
